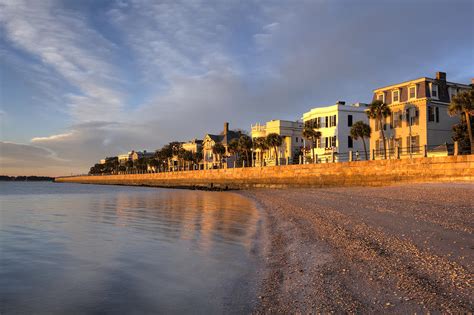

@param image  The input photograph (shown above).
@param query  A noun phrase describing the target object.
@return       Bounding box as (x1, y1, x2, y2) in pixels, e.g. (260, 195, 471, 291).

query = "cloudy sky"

(1, 0, 473, 176)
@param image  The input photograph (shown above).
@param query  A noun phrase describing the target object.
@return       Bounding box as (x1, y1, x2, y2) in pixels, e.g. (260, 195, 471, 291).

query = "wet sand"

(241, 183, 473, 313)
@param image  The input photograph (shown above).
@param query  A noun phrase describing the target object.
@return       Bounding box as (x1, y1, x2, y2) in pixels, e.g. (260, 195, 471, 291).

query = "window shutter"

(435, 107, 439, 122)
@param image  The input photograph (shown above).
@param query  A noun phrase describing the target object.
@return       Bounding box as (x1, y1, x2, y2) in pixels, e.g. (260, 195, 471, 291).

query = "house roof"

(206, 130, 241, 145)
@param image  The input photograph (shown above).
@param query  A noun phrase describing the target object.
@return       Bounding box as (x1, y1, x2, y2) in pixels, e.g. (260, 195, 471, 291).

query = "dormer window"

(408, 85, 417, 100)
(449, 87, 458, 100)
(430, 83, 439, 99)
(392, 90, 400, 103)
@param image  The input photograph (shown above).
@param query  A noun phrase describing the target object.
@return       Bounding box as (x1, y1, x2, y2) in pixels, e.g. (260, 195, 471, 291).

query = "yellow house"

(370, 72, 471, 159)
(251, 120, 303, 166)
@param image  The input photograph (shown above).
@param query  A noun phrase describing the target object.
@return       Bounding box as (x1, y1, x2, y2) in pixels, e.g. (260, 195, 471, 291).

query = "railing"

(72, 142, 470, 178)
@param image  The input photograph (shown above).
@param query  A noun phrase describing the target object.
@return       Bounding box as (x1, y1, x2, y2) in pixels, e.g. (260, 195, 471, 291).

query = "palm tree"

(367, 100, 391, 158)
(238, 134, 253, 166)
(227, 139, 240, 166)
(350, 121, 371, 160)
(212, 143, 226, 168)
(448, 89, 474, 154)
(302, 126, 322, 163)
(266, 133, 283, 165)
(252, 137, 268, 166)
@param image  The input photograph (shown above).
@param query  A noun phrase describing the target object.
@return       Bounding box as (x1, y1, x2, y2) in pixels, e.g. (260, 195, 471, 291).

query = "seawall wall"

(55, 155, 474, 189)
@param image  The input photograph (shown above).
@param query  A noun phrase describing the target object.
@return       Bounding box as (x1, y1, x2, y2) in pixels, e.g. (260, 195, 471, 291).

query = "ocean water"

(0, 182, 262, 314)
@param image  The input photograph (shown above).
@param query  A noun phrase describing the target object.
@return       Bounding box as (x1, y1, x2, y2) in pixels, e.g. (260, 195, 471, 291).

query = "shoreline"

(240, 183, 473, 313)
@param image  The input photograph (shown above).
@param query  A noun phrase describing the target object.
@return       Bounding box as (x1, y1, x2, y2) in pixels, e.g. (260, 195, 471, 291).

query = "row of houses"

(101, 71, 472, 170)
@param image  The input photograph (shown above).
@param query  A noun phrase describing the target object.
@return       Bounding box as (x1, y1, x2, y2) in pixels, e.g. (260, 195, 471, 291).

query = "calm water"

(0, 182, 262, 314)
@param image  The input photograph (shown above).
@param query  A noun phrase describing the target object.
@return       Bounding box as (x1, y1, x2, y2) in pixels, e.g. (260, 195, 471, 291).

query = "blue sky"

(1, 0, 473, 176)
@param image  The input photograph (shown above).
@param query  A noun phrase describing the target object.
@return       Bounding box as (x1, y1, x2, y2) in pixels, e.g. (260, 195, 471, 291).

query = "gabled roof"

(205, 130, 241, 145)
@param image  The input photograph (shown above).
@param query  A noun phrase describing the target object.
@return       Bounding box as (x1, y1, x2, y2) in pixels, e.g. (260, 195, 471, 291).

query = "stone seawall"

(55, 155, 474, 189)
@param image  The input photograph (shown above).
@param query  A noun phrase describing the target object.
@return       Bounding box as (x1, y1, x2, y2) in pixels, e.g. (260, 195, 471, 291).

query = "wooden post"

(423, 145, 428, 158)
(349, 150, 353, 162)
(314, 154, 318, 164)
(331, 150, 335, 163)
(371, 149, 375, 160)
(396, 146, 400, 159)
(454, 141, 459, 156)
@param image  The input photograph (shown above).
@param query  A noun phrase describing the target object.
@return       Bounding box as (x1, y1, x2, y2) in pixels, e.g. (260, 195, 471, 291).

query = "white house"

(302, 101, 369, 162)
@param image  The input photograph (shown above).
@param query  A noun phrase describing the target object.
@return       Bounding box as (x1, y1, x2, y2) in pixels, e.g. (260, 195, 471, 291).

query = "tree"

(238, 134, 253, 166)
(350, 121, 371, 160)
(104, 156, 119, 174)
(125, 160, 134, 172)
(135, 157, 149, 172)
(266, 133, 283, 165)
(302, 126, 322, 163)
(448, 89, 474, 154)
(212, 143, 226, 168)
(182, 150, 194, 170)
(367, 100, 391, 158)
(252, 137, 268, 165)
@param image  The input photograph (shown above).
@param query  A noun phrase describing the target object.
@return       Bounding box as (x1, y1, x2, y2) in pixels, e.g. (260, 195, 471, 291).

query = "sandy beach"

(242, 183, 473, 313)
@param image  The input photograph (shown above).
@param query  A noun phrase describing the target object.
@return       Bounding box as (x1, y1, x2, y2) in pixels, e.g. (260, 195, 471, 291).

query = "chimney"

(224, 122, 229, 135)
(336, 101, 346, 105)
(436, 72, 446, 81)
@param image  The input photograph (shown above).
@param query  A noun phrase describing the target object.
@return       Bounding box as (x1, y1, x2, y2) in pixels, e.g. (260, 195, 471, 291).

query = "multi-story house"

(202, 122, 241, 169)
(182, 139, 203, 154)
(118, 150, 154, 165)
(302, 101, 369, 162)
(251, 120, 303, 166)
(370, 72, 471, 158)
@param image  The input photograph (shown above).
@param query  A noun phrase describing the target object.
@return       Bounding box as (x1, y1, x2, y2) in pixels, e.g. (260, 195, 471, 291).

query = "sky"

(0, 0, 473, 176)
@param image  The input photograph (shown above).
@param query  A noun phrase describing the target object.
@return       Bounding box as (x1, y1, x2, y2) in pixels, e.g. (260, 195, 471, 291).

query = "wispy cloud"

(0, 0, 124, 121)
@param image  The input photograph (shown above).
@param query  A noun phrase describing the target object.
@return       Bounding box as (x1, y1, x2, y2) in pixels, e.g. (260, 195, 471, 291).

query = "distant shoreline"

(0, 175, 55, 181)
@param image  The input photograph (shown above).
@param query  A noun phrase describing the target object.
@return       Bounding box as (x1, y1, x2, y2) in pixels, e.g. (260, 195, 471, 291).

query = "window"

(348, 136, 353, 148)
(431, 83, 439, 99)
(409, 86, 416, 99)
(325, 116, 329, 128)
(324, 137, 329, 148)
(393, 111, 402, 128)
(428, 106, 435, 122)
(348, 115, 353, 127)
(329, 115, 337, 127)
(314, 117, 321, 129)
(331, 136, 337, 147)
(392, 90, 400, 103)
(449, 87, 458, 100)
(377, 93, 384, 102)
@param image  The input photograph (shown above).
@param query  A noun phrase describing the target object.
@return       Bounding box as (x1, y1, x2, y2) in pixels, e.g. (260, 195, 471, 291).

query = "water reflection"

(0, 182, 261, 314)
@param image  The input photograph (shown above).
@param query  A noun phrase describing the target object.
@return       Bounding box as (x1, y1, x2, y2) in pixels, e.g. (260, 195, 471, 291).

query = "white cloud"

(0, 0, 124, 122)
